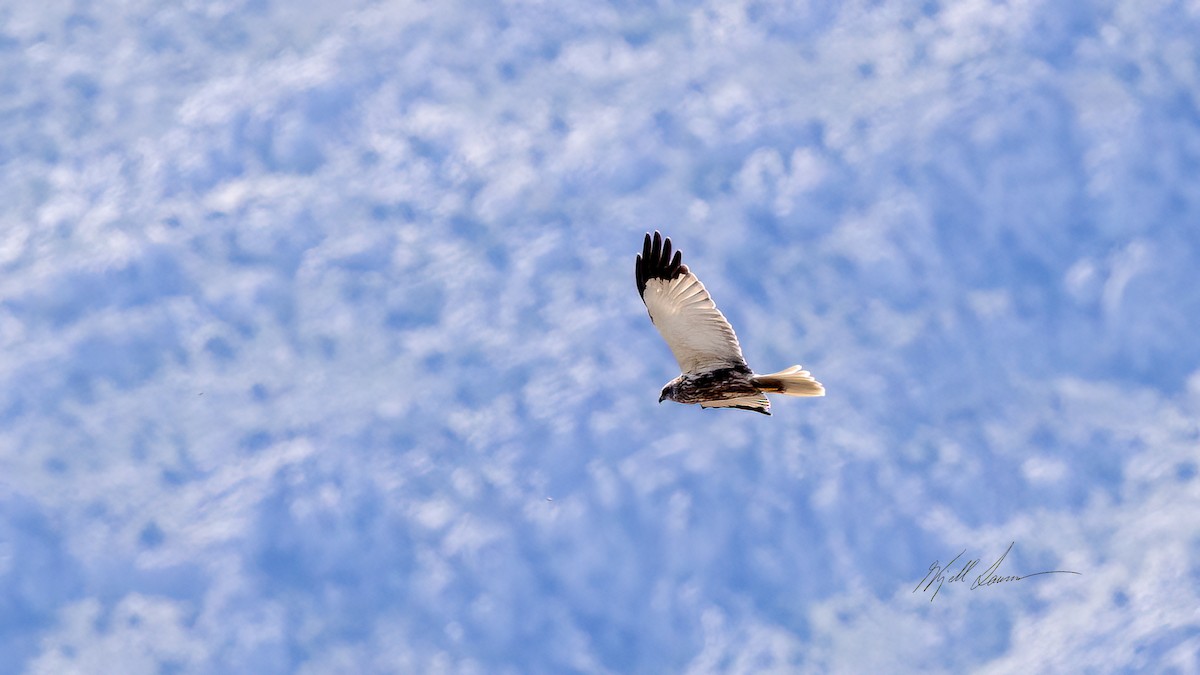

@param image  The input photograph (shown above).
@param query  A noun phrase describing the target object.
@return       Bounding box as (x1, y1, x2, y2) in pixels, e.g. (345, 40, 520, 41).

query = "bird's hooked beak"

(658, 393, 665, 403)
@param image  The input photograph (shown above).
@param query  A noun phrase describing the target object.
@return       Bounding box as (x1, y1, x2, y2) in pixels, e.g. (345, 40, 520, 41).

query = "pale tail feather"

(751, 365, 825, 397)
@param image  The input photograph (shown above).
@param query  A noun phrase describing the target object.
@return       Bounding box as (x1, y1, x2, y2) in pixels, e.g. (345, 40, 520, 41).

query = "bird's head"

(658, 379, 679, 404)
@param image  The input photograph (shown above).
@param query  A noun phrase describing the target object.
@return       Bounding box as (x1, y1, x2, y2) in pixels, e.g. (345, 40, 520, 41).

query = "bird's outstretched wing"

(636, 231, 749, 375)
(700, 394, 771, 415)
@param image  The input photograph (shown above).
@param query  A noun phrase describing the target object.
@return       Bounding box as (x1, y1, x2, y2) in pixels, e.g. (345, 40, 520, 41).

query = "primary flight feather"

(636, 231, 824, 415)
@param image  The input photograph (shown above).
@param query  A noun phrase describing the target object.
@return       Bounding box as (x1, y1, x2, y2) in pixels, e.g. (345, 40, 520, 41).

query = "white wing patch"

(642, 272, 747, 375)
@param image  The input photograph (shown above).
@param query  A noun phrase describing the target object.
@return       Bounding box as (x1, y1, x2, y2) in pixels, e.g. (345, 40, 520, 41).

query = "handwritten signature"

(914, 542, 1080, 601)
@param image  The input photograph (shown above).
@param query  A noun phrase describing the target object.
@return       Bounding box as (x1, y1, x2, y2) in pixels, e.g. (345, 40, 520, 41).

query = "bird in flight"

(636, 231, 824, 415)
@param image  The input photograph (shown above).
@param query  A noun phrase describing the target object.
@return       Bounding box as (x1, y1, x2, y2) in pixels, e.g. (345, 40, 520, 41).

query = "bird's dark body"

(661, 365, 760, 404)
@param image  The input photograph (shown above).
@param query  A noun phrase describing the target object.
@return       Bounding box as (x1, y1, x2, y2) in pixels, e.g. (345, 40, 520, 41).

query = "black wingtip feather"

(636, 231, 687, 297)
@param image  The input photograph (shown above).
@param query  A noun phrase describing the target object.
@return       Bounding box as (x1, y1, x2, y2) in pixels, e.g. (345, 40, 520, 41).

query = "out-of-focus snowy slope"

(2, 1, 1199, 672)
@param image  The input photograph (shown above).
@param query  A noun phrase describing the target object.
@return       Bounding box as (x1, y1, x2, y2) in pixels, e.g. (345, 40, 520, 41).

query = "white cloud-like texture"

(2, 0, 1199, 672)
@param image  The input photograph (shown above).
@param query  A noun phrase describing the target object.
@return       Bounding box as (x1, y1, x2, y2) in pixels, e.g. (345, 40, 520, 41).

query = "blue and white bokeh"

(2, 1, 1199, 672)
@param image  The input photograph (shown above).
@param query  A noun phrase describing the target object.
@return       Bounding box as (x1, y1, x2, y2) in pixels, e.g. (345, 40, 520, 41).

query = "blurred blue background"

(2, 0, 1199, 672)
